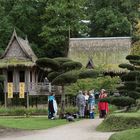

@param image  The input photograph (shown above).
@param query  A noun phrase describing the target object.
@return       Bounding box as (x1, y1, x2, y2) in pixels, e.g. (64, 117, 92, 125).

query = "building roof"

(69, 37, 131, 72)
(0, 29, 37, 68)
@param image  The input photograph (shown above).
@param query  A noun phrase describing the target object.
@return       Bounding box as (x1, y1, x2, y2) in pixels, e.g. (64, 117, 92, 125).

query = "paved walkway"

(0, 119, 114, 140)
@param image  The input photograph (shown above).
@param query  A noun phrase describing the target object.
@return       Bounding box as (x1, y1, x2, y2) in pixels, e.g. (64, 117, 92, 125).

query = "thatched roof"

(0, 29, 37, 68)
(0, 59, 36, 69)
(69, 37, 131, 72)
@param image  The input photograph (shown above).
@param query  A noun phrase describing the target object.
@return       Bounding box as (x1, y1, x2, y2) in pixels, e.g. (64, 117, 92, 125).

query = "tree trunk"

(60, 85, 65, 118)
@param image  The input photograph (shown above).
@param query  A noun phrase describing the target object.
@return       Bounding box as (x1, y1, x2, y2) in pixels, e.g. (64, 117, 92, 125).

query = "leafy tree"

(0, 0, 47, 57)
(88, 0, 140, 37)
(40, 0, 87, 58)
(131, 41, 140, 55)
(90, 8, 131, 37)
(65, 76, 120, 95)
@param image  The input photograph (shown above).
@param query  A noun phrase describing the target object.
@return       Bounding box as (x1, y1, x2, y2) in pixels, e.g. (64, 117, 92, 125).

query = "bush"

(97, 113, 140, 131)
(0, 107, 48, 116)
(100, 96, 136, 107)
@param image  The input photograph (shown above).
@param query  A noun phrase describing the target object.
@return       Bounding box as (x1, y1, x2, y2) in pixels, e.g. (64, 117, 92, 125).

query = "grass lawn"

(0, 117, 69, 130)
(109, 128, 140, 140)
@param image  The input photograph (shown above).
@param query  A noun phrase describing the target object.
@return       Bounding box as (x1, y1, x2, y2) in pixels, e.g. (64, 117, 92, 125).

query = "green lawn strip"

(109, 128, 140, 140)
(0, 117, 69, 130)
(96, 112, 140, 132)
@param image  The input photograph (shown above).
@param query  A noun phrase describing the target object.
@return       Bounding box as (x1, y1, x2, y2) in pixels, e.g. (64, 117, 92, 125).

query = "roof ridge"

(1, 29, 37, 62)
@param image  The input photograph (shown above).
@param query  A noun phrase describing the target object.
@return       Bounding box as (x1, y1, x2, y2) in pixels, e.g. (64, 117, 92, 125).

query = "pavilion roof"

(1, 29, 37, 62)
(0, 29, 37, 68)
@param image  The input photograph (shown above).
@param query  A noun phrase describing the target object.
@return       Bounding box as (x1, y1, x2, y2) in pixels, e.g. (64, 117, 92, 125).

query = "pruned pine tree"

(36, 57, 82, 118)
(36, 57, 101, 118)
(111, 55, 140, 109)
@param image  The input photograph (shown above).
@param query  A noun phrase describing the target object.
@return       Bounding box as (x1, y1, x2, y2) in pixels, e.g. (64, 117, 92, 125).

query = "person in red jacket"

(98, 89, 109, 118)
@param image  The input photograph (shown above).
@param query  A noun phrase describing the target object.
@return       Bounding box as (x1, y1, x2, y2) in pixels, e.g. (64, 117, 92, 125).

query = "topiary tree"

(102, 55, 140, 110)
(36, 57, 101, 118)
(36, 57, 82, 118)
(118, 55, 140, 100)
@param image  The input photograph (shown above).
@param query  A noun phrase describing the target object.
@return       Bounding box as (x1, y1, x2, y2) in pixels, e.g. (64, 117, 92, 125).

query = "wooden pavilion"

(0, 30, 51, 107)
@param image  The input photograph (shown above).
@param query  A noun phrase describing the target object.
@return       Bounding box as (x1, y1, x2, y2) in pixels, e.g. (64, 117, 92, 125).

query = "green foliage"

(117, 54, 140, 108)
(53, 57, 72, 64)
(0, 107, 48, 116)
(0, 75, 5, 82)
(128, 91, 140, 99)
(100, 97, 135, 107)
(62, 61, 82, 72)
(90, 8, 131, 37)
(40, 0, 87, 57)
(36, 58, 59, 71)
(65, 76, 120, 95)
(47, 72, 61, 82)
(109, 128, 140, 140)
(0, 0, 48, 57)
(52, 72, 78, 86)
(88, 0, 140, 37)
(79, 70, 100, 79)
(119, 63, 134, 70)
(126, 55, 140, 60)
(97, 113, 140, 131)
(131, 41, 140, 55)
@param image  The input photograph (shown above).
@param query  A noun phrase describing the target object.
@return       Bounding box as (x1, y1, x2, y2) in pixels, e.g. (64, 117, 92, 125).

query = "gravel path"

(0, 118, 114, 140)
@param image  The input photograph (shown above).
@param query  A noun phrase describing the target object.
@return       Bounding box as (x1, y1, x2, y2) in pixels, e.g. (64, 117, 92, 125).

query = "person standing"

(76, 90, 86, 118)
(98, 89, 109, 118)
(48, 93, 58, 119)
(88, 90, 95, 119)
(83, 90, 89, 118)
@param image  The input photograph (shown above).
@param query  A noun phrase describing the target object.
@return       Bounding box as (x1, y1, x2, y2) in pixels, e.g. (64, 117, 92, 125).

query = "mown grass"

(0, 117, 68, 130)
(97, 112, 140, 132)
(109, 128, 140, 140)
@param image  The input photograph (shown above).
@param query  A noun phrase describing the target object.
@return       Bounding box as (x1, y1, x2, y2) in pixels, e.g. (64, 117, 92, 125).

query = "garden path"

(0, 118, 114, 140)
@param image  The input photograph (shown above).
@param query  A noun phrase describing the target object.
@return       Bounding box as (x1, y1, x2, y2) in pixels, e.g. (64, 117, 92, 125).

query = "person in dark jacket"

(48, 93, 57, 119)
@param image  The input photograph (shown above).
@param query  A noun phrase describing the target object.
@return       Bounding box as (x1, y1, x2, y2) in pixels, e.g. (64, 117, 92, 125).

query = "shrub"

(97, 113, 140, 131)
(100, 97, 136, 107)
(0, 107, 48, 116)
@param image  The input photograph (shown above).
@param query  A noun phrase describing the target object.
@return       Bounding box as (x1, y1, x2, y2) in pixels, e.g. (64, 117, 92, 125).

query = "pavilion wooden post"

(26, 92, 29, 108)
(4, 92, 7, 108)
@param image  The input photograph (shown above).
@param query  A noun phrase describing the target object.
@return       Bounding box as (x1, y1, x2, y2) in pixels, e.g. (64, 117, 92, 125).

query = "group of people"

(76, 89, 109, 119)
(76, 90, 95, 119)
(47, 89, 109, 120)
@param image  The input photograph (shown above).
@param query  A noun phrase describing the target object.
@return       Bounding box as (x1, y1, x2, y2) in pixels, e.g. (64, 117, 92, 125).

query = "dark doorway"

(8, 71, 13, 82)
(19, 71, 25, 82)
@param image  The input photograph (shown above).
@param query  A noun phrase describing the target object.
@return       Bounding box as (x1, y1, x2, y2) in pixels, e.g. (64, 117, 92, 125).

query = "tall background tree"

(88, 0, 140, 37)
(0, 0, 139, 58)
(0, 0, 47, 57)
(40, 0, 87, 58)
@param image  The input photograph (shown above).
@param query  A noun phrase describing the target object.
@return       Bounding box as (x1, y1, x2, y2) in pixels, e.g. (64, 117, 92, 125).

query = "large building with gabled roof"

(69, 37, 131, 72)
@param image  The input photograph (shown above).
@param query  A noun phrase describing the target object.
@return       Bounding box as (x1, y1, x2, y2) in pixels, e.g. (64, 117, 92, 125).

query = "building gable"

(1, 29, 37, 62)
(5, 37, 29, 60)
